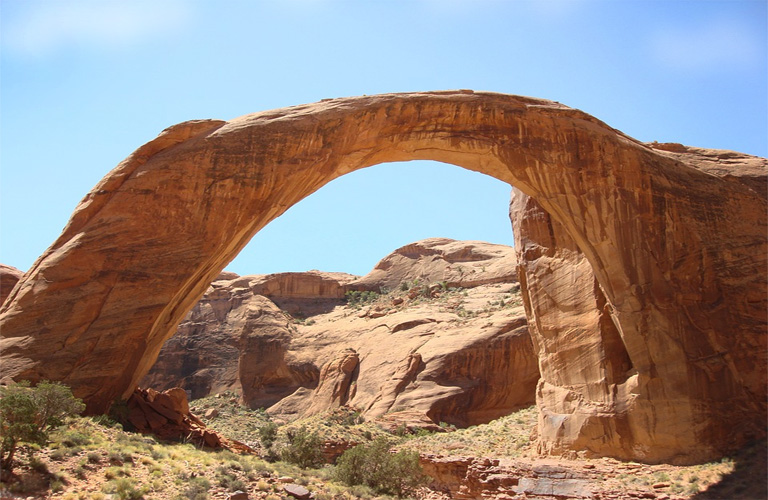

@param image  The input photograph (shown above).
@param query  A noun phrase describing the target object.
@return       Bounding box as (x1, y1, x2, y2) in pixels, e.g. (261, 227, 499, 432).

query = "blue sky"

(1, 0, 766, 277)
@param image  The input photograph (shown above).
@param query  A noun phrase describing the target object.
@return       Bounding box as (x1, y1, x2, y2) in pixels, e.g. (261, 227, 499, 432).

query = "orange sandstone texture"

(143, 239, 538, 428)
(0, 91, 765, 463)
(0, 264, 23, 305)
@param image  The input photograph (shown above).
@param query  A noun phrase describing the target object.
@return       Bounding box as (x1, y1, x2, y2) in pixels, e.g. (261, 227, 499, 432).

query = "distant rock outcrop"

(143, 239, 539, 427)
(0, 264, 23, 305)
(350, 238, 518, 292)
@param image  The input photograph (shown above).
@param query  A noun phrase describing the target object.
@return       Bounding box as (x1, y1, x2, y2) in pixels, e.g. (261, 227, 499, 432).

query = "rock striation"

(350, 238, 518, 292)
(1, 91, 765, 463)
(142, 239, 539, 427)
(420, 455, 594, 499)
(510, 142, 767, 463)
(0, 264, 23, 306)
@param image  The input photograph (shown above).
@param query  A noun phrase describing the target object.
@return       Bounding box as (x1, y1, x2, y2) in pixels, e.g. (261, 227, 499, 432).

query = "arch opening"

(227, 159, 516, 276)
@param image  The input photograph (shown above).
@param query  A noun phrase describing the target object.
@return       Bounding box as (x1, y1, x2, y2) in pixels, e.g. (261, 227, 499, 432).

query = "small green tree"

(280, 426, 325, 468)
(0, 380, 85, 477)
(334, 437, 427, 497)
(258, 421, 278, 449)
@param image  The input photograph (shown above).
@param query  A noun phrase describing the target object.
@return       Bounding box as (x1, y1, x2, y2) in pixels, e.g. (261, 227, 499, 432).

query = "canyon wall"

(143, 239, 539, 427)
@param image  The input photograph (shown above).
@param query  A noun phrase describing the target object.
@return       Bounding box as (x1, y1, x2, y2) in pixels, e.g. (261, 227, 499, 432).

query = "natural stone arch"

(1, 91, 765, 463)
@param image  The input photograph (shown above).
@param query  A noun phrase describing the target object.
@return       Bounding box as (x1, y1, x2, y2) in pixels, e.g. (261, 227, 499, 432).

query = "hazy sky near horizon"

(1, 0, 766, 277)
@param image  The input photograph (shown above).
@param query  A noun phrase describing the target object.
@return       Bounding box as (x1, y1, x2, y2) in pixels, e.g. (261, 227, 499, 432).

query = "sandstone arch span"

(1, 91, 766, 463)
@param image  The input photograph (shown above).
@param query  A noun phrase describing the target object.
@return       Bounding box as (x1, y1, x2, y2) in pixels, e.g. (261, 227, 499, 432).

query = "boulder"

(124, 386, 251, 453)
(283, 484, 311, 500)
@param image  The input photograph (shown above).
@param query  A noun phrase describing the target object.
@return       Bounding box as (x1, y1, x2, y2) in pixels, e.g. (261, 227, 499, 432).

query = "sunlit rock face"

(0, 91, 765, 463)
(0, 264, 23, 305)
(142, 239, 539, 428)
(510, 143, 768, 463)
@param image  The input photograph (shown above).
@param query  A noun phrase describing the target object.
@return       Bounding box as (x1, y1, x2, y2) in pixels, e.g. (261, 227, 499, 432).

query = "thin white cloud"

(3, 0, 192, 57)
(649, 18, 763, 71)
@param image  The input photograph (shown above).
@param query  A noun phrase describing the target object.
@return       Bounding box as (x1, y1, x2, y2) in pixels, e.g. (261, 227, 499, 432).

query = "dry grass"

(399, 405, 537, 459)
(2, 396, 760, 500)
(0, 416, 379, 500)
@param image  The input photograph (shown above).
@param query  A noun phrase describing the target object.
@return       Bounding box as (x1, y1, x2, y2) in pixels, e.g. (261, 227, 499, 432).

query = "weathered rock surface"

(0, 264, 23, 306)
(125, 386, 251, 453)
(350, 238, 518, 292)
(1, 91, 765, 463)
(420, 455, 594, 499)
(143, 239, 539, 427)
(511, 158, 767, 464)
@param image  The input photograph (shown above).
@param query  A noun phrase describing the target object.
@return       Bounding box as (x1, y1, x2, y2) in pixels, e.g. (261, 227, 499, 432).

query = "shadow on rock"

(693, 438, 767, 500)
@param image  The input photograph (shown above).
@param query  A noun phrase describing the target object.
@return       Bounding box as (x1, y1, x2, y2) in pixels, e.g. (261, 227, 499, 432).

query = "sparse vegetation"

(280, 427, 325, 468)
(344, 289, 380, 307)
(258, 421, 279, 449)
(0, 388, 753, 499)
(334, 437, 426, 497)
(0, 380, 85, 477)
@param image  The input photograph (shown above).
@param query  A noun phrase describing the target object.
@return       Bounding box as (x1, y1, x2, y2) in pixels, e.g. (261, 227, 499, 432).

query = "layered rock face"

(143, 239, 539, 427)
(351, 237, 518, 292)
(511, 142, 768, 463)
(0, 264, 23, 305)
(1, 91, 765, 463)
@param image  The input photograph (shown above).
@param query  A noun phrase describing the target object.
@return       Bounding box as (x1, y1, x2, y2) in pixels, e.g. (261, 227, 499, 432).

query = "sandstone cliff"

(143, 239, 539, 427)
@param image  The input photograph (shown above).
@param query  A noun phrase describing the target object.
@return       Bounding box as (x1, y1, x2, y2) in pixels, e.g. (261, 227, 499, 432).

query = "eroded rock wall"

(143, 239, 539, 427)
(511, 180, 767, 463)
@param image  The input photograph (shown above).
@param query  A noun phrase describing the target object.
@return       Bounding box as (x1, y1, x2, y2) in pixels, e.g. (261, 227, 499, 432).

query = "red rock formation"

(299, 348, 359, 414)
(125, 387, 251, 453)
(0, 264, 23, 305)
(145, 239, 538, 427)
(512, 179, 766, 464)
(349, 238, 517, 292)
(1, 91, 765, 463)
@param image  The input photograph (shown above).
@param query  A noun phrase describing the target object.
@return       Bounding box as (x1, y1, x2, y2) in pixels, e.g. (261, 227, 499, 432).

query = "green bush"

(344, 290, 379, 307)
(258, 421, 279, 449)
(280, 427, 325, 468)
(0, 380, 85, 477)
(334, 437, 427, 497)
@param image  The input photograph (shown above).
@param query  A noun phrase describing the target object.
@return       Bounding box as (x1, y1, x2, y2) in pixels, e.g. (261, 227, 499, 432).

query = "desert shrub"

(28, 455, 48, 473)
(59, 428, 92, 448)
(174, 476, 211, 500)
(344, 290, 379, 307)
(216, 471, 248, 492)
(280, 427, 325, 468)
(334, 437, 427, 497)
(103, 477, 147, 499)
(0, 380, 85, 476)
(91, 414, 121, 429)
(108, 399, 131, 429)
(50, 479, 67, 492)
(258, 421, 279, 449)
